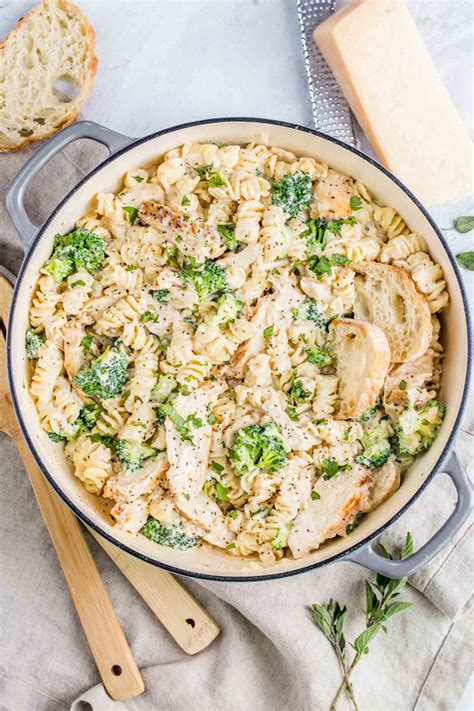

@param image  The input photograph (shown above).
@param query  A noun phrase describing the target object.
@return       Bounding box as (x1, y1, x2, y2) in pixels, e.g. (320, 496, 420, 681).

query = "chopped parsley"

(350, 196, 362, 210)
(123, 206, 138, 224)
(80, 335, 94, 355)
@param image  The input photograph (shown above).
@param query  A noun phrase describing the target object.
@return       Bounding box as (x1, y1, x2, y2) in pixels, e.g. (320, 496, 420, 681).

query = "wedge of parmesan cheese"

(314, 0, 473, 205)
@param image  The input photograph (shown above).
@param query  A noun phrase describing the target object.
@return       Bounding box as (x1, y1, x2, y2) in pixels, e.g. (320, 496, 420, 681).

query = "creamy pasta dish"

(27, 141, 448, 564)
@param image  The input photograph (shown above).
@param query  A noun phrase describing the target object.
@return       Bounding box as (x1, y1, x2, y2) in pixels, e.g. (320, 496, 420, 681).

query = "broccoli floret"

(395, 400, 445, 458)
(77, 403, 101, 431)
(271, 521, 293, 550)
(271, 171, 312, 217)
(301, 217, 357, 254)
(25, 328, 46, 360)
(74, 345, 128, 400)
(355, 425, 392, 468)
(152, 289, 169, 303)
(151, 375, 177, 403)
(48, 431, 67, 443)
(115, 440, 157, 472)
(182, 258, 228, 301)
(306, 347, 332, 367)
(230, 422, 287, 477)
(45, 228, 106, 283)
(141, 516, 201, 550)
(47, 403, 101, 442)
(215, 292, 243, 324)
(357, 403, 379, 423)
(45, 256, 75, 283)
(292, 299, 326, 328)
(217, 223, 239, 252)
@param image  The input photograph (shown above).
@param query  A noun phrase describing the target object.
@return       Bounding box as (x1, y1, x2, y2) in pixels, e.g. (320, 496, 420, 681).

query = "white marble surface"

(0, 0, 472, 708)
(1, 0, 472, 289)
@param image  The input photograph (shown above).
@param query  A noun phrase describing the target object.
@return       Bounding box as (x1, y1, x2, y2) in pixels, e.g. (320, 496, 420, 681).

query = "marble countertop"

(1, 0, 472, 280)
(0, 1, 472, 708)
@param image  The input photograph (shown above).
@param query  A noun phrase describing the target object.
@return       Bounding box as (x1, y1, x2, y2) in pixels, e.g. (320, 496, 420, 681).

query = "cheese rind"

(314, 0, 473, 206)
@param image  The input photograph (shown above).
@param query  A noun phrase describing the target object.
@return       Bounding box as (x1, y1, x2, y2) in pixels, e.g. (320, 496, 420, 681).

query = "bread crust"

(354, 262, 432, 363)
(330, 317, 391, 419)
(0, 0, 97, 152)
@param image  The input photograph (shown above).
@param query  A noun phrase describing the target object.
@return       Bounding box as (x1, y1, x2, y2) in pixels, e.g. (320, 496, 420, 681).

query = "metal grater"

(296, 0, 355, 145)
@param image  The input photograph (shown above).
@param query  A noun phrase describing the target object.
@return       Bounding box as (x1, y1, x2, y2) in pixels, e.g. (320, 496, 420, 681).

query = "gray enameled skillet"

(5, 118, 473, 581)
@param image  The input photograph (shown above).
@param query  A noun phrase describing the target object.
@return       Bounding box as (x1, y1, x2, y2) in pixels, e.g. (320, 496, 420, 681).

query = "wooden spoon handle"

(91, 531, 220, 654)
(14, 435, 144, 701)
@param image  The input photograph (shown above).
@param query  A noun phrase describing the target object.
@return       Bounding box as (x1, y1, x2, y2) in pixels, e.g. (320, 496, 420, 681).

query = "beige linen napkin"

(0, 141, 472, 711)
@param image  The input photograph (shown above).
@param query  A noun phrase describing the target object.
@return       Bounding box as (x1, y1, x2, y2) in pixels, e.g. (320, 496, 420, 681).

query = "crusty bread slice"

(353, 262, 432, 363)
(0, 0, 97, 151)
(329, 317, 390, 420)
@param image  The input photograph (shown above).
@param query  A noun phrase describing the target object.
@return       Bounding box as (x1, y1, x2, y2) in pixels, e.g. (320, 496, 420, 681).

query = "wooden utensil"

(90, 530, 219, 654)
(0, 272, 219, 657)
(0, 275, 144, 702)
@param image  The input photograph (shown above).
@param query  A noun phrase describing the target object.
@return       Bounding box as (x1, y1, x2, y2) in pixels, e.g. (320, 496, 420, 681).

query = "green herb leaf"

(207, 407, 217, 425)
(399, 380, 407, 390)
(215, 480, 229, 501)
(80, 335, 93, 355)
(140, 310, 158, 323)
(402, 531, 414, 559)
(311, 603, 334, 639)
(208, 171, 226, 188)
(322, 459, 340, 479)
(228, 509, 238, 519)
(350, 196, 362, 210)
(331, 253, 351, 266)
(456, 251, 474, 270)
(217, 223, 239, 252)
(123, 206, 138, 224)
(309, 255, 333, 280)
(381, 601, 412, 621)
(133, 175, 144, 183)
(454, 216, 474, 233)
(311, 490, 320, 501)
(210, 460, 224, 474)
(70, 279, 86, 288)
(263, 324, 274, 338)
(181, 195, 191, 206)
(353, 624, 380, 655)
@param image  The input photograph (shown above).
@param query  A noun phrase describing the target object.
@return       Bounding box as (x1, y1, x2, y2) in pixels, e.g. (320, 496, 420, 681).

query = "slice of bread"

(0, 0, 97, 151)
(353, 262, 432, 363)
(329, 317, 391, 419)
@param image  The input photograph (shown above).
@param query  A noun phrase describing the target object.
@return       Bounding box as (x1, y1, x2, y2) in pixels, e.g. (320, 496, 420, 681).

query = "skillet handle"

(345, 450, 473, 579)
(5, 120, 134, 249)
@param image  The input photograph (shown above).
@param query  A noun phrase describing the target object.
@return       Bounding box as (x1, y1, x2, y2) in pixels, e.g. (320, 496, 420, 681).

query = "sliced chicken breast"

(288, 465, 372, 558)
(164, 382, 234, 547)
(138, 200, 220, 260)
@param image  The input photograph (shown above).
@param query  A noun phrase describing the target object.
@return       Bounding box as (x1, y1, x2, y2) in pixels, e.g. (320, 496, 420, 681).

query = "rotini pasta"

(27, 141, 447, 565)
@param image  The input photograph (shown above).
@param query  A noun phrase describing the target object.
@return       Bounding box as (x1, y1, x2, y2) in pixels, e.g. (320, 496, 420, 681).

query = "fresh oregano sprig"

(311, 532, 414, 711)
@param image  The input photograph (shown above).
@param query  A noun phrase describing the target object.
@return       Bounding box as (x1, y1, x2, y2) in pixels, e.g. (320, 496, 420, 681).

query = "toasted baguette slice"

(353, 262, 432, 363)
(0, 0, 97, 151)
(329, 318, 390, 420)
(288, 465, 372, 559)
